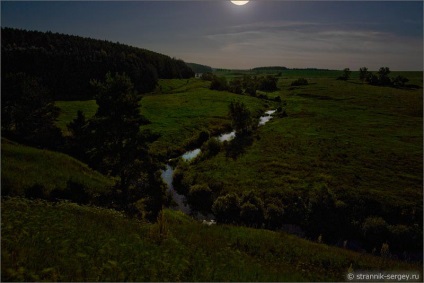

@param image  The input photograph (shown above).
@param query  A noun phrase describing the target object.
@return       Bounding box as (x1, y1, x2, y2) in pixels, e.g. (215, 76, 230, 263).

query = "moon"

(231, 1, 249, 5)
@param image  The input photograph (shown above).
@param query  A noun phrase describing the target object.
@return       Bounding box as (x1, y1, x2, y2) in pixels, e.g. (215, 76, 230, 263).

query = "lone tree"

(87, 72, 145, 175)
(338, 68, 351, 81)
(87, 72, 165, 220)
(212, 193, 241, 224)
(228, 101, 253, 136)
(359, 67, 369, 83)
(377, 67, 391, 86)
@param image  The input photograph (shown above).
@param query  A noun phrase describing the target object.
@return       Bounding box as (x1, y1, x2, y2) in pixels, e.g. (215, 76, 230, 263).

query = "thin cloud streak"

(196, 20, 422, 70)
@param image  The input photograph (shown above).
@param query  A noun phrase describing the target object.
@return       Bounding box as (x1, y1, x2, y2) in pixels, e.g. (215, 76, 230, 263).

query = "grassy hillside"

(56, 78, 276, 157)
(2, 197, 421, 282)
(55, 100, 98, 135)
(172, 72, 423, 254)
(142, 79, 274, 157)
(1, 138, 115, 196)
(186, 74, 423, 198)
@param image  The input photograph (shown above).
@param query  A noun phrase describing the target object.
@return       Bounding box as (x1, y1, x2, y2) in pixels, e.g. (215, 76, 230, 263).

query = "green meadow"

(185, 73, 423, 201)
(1, 138, 115, 196)
(56, 78, 275, 157)
(2, 197, 421, 282)
(141, 78, 274, 157)
(54, 71, 422, 214)
(4, 69, 422, 281)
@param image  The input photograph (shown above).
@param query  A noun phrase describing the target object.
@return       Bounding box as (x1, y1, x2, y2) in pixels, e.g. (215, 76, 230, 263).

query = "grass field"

(2, 197, 421, 282)
(141, 78, 275, 157)
(56, 78, 276, 158)
(3, 69, 423, 281)
(172, 71, 423, 254)
(55, 100, 98, 136)
(1, 138, 115, 196)
(185, 74, 423, 199)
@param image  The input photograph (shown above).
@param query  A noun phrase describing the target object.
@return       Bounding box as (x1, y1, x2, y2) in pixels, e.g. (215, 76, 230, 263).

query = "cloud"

(200, 20, 422, 70)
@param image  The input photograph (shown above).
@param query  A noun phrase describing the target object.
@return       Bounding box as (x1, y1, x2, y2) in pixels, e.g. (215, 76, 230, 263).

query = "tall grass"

(2, 198, 421, 282)
(1, 138, 115, 196)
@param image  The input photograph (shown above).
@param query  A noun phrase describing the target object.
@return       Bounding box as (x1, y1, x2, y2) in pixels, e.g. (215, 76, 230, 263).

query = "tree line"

(2, 71, 166, 221)
(2, 27, 196, 221)
(338, 67, 411, 88)
(1, 27, 194, 100)
(202, 72, 281, 100)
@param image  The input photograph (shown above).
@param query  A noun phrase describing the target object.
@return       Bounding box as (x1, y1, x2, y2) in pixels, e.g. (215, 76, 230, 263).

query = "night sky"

(2, 1, 423, 70)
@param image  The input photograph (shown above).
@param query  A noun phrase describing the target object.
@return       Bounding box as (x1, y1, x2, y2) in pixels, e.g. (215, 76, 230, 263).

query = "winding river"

(160, 109, 277, 218)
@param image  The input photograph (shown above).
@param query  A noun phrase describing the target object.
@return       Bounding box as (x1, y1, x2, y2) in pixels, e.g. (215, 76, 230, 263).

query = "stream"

(160, 109, 277, 220)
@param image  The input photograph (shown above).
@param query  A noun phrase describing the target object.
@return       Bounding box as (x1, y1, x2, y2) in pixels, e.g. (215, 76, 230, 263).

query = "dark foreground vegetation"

(1, 27, 423, 281)
(2, 198, 421, 282)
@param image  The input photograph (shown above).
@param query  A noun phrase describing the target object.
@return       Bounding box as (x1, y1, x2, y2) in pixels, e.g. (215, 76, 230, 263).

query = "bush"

(258, 75, 278, 92)
(24, 183, 46, 200)
(210, 76, 228, 91)
(201, 72, 214, 81)
(240, 191, 265, 227)
(201, 138, 221, 158)
(266, 204, 285, 229)
(337, 68, 351, 81)
(228, 78, 243, 94)
(212, 193, 241, 224)
(186, 129, 210, 149)
(392, 76, 409, 88)
(366, 73, 379, 85)
(172, 164, 191, 196)
(291, 78, 308, 86)
(240, 202, 263, 227)
(362, 216, 389, 249)
(49, 180, 90, 204)
(377, 67, 391, 86)
(188, 184, 213, 214)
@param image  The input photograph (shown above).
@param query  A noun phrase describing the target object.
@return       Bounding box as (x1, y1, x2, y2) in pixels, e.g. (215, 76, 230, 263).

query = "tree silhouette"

(359, 67, 369, 83)
(1, 72, 62, 148)
(86, 72, 164, 220)
(377, 67, 391, 86)
(228, 101, 253, 136)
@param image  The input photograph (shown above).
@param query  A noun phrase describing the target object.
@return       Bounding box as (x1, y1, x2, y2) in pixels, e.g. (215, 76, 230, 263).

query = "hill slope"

(1, 138, 115, 197)
(2, 197, 421, 282)
(1, 27, 194, 100)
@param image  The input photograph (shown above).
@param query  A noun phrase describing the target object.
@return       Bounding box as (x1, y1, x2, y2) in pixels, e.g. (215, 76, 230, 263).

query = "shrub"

(186, 129, 210, 149)
(266, 203, 285, 229)
(291, 78, 308, 86)
(228, 78, 243, 94)
(359, 67, 369, 83)
(377, 67, 391, 86)
(366, 73, 379, 85)
(187, 184, 213, 214)
(201, 138, 221, 158)
(24, 183, 46, 200)
(337, 68, 351, 81)
(172, 165, 191, 196)
(392, 76, 409, 88)
(49, 180, 90, 204)
(200, 72, 214, 81)
(258, 75, 278, 92)
(212, 193, 241, 224)
(362, 216, 389, 250)
(240, 191, 265, 227)
(210, 76, 228, 91)
(228, 101, 253, 135)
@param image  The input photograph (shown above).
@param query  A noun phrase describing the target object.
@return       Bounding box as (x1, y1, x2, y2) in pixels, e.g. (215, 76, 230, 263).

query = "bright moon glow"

(231, 1, 249, 5)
